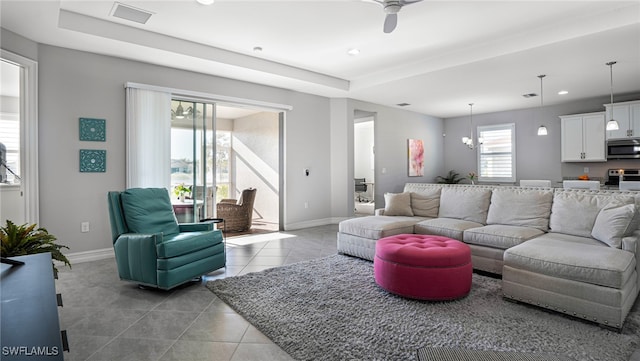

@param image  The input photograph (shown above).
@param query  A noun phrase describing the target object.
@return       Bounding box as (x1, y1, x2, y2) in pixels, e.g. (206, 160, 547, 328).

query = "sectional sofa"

(337, 183, 640, 329)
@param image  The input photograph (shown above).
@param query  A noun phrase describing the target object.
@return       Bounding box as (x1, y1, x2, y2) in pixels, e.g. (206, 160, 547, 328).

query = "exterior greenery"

(1, 220, 71, 272)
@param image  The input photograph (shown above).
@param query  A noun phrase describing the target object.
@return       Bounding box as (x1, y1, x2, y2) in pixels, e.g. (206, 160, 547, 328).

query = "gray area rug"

(417, 347, 574, 361)
(206, 255, 640, 361)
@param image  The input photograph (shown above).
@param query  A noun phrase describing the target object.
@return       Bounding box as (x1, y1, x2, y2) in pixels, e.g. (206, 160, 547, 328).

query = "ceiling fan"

(370, 0, 424, 33)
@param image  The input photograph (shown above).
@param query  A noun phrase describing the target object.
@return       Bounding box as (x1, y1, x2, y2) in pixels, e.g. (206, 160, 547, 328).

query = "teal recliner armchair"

(107, 188, 225, 290)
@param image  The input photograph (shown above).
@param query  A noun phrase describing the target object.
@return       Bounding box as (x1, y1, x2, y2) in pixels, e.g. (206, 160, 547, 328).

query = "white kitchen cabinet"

(560, 112, 606, 162)
(605, 100, 640, 139)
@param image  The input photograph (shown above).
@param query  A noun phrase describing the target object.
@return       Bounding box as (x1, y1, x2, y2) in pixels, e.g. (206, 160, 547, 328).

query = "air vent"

(396, 103, 411, 107)
(522, 93, 538, 98)
(111, 2, 153, 24)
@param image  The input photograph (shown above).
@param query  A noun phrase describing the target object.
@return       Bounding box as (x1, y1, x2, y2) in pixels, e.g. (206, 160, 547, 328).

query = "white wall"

(443, 93, 640, 184)
(329, 99, 445, 217)
(30, 44, 331, 254)
(232, 111, 279, 225)
(354, 120, 374, 182)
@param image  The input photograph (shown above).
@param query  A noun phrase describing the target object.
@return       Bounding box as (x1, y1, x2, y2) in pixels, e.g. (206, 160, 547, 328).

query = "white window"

(477, 123, 515, 183)
(0, 60, 21, 184)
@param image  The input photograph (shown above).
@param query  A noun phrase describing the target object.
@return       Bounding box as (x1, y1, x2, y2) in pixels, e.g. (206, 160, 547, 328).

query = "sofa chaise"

(337, 183, 640, 329)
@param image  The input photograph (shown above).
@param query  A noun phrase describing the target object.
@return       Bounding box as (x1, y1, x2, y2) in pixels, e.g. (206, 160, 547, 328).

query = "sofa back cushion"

(438, 187, 492, 224)
(486, 188, 554, 231)
(410, 189, 441, 218)
(549, 191, 636, 238)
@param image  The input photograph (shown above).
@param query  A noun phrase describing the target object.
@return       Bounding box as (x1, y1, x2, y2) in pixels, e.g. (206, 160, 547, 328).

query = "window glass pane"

(0, 60, 21, 184)
(216, 131, 230, 200)
(478, 124, 515, 182)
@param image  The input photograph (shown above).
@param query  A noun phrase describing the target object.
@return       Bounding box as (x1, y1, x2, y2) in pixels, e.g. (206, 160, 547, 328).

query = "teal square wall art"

(79, 149, 106, 172)
(79, 118, 106, 141)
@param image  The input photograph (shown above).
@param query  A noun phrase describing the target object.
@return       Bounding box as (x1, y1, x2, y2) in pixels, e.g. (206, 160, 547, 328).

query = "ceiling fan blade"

(383, 13, 397, 33)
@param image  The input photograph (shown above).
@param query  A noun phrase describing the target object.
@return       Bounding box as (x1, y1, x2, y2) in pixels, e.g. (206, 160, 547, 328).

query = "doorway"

(170, 100, 280, 232)
(0, 52, 38, 225)
(354, 112, 375, 216)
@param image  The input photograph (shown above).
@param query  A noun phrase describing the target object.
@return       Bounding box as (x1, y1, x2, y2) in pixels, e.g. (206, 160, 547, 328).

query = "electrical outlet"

(584, 167, 590, 174)
(304, 202, 309, 209)
(81, 222, 90, 233)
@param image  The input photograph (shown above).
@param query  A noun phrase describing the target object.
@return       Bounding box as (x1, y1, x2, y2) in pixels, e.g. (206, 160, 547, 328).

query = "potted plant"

(0, 220, 71, 273)
(436, 170, 464, 184)
(173, 184, 191, 202)
(468, 171, 477, 185)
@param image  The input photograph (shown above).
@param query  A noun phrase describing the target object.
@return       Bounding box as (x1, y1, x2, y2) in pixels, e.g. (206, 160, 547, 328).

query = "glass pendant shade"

(537, 125, 548, 135)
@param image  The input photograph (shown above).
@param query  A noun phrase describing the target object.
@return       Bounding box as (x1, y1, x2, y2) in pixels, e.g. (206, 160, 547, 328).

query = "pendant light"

(461, 103, 474, 149)
(606, 61, 619, 131)
(537, 74, 548, 136)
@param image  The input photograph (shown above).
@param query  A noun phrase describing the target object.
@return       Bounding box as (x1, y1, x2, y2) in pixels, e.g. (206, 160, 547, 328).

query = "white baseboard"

(64, 247, 114, 264)
(284, 218, 335, 231)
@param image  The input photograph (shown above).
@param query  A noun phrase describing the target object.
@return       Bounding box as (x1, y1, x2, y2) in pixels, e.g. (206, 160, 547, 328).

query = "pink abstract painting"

(408, 139, 424, 177)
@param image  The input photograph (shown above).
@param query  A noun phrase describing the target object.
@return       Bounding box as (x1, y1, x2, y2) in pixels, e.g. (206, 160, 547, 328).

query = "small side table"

(200, 217, 225, 235)
(201, 218, 226, 263)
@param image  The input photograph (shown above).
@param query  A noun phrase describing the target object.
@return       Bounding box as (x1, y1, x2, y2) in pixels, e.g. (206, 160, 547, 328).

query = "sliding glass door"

(170, 99, 215, 223)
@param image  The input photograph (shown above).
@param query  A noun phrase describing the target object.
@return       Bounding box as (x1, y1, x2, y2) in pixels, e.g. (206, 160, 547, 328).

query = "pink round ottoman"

(374, 234, 472, 300)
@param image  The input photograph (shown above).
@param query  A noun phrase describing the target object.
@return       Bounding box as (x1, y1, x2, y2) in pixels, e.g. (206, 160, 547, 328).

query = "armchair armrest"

(113, 233, 162, 285)
(179, 223, 214, 232)
(219, 198, 237, 204)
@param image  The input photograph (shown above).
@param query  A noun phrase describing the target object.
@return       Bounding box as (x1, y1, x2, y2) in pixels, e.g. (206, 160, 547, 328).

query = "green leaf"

(1, 220, 71, 272)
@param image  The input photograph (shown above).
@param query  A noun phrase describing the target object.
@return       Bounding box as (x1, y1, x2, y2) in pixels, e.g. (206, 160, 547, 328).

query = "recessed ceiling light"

(253, 46, 263, 52)
(196, 0, 214, 5)
(558, 90, 569, 95)
(347, 48, 360, 56)
(396, 103, 410, 107)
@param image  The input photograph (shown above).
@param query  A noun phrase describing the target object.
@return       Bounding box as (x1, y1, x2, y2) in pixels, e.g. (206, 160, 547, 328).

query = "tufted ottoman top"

(375, 234, 470, 268)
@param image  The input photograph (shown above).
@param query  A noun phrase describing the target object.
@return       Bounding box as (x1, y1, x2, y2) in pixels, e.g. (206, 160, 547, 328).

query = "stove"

(605, 169, 640, 186)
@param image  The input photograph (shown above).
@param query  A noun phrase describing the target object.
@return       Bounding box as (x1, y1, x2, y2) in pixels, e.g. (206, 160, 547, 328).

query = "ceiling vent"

(522, 93, 538, 98)
(396, 103, 411, 107)
(111, 2, 154, 24)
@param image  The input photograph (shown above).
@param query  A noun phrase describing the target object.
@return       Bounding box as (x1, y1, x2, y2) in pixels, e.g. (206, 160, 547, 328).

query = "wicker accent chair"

(217, 188, 257, 232)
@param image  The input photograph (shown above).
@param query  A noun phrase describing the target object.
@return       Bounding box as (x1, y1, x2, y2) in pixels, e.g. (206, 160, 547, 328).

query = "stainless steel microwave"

(607, 139, 640, 159)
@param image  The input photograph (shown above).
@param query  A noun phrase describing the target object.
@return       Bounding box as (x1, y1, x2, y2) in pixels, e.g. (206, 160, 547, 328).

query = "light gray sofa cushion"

(383, 192, 414, 216)
(591, 202, 637, 248)
(486, 188, 553, 231)
(414, 217, 483, 240)
(410, 189, 440, 217)
(504, 237, 636, 289)
(438, 187, 492, 224)
(532, 232, 605, 247)
(463, 224, 544, 250)
(338, 215, 425, 240)
(549, 192, 636, 238)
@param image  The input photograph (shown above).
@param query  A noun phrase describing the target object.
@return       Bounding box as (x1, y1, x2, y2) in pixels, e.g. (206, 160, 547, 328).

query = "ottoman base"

(374, 259, 472, 300)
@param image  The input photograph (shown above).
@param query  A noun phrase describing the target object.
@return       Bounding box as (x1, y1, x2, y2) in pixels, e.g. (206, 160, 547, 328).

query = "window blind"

(478, 124, 515, 182)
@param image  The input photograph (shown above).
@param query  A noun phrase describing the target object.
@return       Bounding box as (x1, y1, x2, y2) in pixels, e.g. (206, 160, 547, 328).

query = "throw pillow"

(384, 192, 414, 216)
(591, 202, 636, 248)
(410, 190, 440, 217)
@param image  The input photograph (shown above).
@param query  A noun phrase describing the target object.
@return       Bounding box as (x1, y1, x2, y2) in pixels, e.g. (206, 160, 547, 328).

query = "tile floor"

(56, 224, 339, 361)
